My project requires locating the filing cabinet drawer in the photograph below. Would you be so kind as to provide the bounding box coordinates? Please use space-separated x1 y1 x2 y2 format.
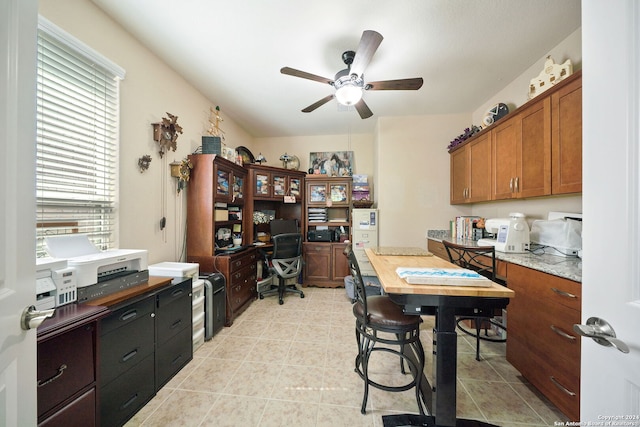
39 388 96 427
156 280 192 345
38 324 95 417
100 311 155 386
100 296 155 335
100 353 155 427
156 326 192 388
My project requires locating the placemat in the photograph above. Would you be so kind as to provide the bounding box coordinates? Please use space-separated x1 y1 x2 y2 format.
372 247 433 256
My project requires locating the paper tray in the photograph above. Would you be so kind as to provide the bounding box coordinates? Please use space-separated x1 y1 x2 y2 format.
395 267 493 287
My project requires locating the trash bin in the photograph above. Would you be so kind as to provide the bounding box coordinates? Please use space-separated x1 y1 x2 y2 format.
201 273 225 339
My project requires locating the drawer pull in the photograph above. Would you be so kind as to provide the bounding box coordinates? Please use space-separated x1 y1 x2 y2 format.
122 349 138 363
170 319 183 329
120 309 138 322
550 325 576 341
550 376 576 396
38 364 67 387
121 393 139 410
171 288 185 298
550 287 577 299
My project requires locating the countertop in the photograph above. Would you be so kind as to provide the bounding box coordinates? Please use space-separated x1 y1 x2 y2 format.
427 230 582 283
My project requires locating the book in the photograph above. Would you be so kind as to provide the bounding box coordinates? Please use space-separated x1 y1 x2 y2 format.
395 267 493 287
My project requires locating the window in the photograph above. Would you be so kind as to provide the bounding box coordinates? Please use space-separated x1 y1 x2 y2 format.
36 17 125 257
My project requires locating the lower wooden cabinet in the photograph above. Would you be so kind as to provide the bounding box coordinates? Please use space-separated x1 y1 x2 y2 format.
303 242 349 287
506 263 581 420
37 304 109 427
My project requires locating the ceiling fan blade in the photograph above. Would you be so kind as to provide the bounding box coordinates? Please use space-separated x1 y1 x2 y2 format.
354 99 373 119
350 30 384 78
366 78 424 91
281 67 334 85
302 94 334 113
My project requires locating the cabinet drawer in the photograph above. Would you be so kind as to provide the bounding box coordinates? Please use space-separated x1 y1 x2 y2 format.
229 262 257 285
38 324 95 417
304 243 331 255
229 251 257 272
156 283 193 346
100 297 155 336
100 353 155 427
508 337 579 420
100 312 155 386
507 263 581 310
39 387 96 427
156 327 192 388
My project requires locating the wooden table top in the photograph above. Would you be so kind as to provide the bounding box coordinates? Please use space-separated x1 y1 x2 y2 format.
365 248 515 298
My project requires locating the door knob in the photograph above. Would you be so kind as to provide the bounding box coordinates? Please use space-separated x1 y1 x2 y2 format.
20 305 55 331
573 317 630 354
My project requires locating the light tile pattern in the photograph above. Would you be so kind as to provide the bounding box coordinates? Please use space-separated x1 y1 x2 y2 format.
125 287 569 427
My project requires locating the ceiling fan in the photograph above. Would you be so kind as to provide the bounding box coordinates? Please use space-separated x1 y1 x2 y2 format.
280 30 423 119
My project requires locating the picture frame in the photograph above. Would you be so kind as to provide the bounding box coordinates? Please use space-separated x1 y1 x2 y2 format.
309 151 353 177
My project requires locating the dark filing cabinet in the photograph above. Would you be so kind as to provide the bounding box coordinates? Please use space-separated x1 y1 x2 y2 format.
98 277 193 427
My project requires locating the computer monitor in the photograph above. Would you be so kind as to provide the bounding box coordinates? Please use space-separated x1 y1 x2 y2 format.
270 218 298 236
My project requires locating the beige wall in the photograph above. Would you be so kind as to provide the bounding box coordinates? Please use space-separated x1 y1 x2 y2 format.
39 0 253 264
39 0 583 261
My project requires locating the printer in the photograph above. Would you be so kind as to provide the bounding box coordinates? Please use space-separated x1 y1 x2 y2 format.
36 258 77 310
477 212 530 253
45 235 149 303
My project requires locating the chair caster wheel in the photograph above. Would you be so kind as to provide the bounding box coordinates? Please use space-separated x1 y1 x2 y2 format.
279 299 284 305
300 293 305 298
259 294 264 299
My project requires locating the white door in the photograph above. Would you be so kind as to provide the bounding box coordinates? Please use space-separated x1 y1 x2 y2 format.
581 0 640 422
0 0 39 425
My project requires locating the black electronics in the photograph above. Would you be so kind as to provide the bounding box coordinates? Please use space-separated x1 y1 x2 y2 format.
308 229 334 242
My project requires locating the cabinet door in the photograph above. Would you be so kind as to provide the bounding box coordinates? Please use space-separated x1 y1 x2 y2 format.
272 173 287 197
492 119 518 200
232 173 244 202
331 243 349 281
468 133 492 202
253 171 271 198
519 97 551 198
450 147 468 204
307 183 328 205
215 164 232 202
289 177 302 199
552 77 582 194
303 243 331 281
329 182 350 206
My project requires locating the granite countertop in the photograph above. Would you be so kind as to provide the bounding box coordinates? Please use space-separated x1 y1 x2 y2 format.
427 229 582 283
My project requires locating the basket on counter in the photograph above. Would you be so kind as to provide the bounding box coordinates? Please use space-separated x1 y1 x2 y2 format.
257 232 271 243
353 200 374 208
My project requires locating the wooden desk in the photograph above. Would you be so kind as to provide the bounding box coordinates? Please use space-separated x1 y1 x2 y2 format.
365 248 515 427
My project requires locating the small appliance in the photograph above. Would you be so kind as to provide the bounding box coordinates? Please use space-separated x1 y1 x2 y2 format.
477 212 530 253
529 211 582 257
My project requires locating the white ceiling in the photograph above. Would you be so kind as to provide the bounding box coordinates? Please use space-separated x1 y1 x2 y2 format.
91 0 581 138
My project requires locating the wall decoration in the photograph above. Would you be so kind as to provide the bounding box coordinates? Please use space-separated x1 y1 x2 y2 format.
152 112 183 158
528 56 573 99
170 158 193 194
309 151 353 176
138 154 152 172
207 105 225 140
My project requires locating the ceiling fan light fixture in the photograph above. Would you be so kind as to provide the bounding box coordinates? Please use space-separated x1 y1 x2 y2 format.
334 74 364 106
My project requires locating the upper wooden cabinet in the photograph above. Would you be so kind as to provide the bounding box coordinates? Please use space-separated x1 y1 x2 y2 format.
551 76 582 194
449 71 581 204
248 164 303 201
450 132 492 204
492 97 551 200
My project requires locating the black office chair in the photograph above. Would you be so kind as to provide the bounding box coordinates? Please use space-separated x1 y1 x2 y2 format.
345 244 426 416
442 240 508 361
258 233 304 305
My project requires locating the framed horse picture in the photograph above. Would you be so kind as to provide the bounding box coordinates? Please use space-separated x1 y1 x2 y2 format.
309 151 353 177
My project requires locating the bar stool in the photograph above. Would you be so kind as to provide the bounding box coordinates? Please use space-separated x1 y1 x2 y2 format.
442 240 508 361
345 244 426 416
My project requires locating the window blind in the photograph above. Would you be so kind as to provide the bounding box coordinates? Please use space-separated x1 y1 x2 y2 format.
36 18 124 257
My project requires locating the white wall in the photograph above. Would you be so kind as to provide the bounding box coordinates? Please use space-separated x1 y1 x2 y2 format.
39 0 253 264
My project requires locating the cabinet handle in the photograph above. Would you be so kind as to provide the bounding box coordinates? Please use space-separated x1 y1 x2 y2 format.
170 319 183 329
121 393 139 410
550 287 578 299
171 289 185 298
122 349 138 363
509 178 514 192
515 177 519 192
120 309 138 322
550 325 577 341
550 376 576 396
37 364 67 387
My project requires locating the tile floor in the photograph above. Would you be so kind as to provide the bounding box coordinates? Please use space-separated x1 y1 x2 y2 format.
126 287 568 427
